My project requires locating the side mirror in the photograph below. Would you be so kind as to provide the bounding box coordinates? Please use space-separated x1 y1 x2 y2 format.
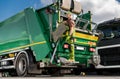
97 30 104 41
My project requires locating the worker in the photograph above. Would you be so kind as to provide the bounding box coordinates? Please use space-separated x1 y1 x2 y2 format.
63 12 75 62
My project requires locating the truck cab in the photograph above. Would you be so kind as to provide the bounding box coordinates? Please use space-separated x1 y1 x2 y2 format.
94 18 120 74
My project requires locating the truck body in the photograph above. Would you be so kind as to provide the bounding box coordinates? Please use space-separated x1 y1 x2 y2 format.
0 0 99 76
94 18 120 73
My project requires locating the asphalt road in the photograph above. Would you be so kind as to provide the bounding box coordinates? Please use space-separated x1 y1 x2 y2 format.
1 71 120 79
0 76 120 79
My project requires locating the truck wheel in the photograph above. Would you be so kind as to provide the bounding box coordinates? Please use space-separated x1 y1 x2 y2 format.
16 53 28 76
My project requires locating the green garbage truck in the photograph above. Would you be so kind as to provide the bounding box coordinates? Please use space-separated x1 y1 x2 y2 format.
0 0 99 76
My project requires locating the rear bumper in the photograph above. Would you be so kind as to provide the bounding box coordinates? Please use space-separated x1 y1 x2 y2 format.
0 66 15 70
95 64 120 69
0 57 15 70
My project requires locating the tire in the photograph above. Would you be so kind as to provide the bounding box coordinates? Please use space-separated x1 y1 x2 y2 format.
15 53 28 76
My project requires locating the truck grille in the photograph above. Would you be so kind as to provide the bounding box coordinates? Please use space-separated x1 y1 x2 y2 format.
98 46 120 66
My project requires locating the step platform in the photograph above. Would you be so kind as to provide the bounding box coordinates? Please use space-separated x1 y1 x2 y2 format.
59 57 79 66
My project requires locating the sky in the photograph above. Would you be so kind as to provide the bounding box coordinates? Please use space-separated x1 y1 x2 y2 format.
0 0 120 23
77 0 120 23
0 0 53 22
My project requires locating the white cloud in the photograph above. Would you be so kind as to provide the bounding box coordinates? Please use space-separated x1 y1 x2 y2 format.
39 0 120 23
76 0 120 23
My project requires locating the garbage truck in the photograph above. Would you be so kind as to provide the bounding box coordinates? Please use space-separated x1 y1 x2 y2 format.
0 0 99 76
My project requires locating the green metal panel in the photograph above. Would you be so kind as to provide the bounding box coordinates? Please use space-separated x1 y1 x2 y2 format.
78 11 91 30
0 12 29 54
24 8 50 61
0 7 51 61
36 5 58 41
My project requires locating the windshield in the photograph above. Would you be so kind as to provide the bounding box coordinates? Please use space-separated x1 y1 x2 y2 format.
101 26 120 39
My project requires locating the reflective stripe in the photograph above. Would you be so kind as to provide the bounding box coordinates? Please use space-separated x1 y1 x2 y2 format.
75 41 89 45
75 32 98 41
75 41 96 46
0 41 46 53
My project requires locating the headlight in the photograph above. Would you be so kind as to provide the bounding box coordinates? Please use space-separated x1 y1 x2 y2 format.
1 61 7 66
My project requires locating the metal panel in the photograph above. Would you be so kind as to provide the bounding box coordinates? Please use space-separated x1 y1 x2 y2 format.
0 12 29 54
53 23 67 42
24 8 50 61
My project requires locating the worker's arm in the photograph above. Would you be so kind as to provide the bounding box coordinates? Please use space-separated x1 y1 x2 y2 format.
69 20 75 36
70 26 74 36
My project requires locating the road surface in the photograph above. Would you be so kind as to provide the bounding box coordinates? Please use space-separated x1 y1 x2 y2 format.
0 76 120 79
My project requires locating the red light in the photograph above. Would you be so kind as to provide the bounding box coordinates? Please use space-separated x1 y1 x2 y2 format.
89 48 95 52
64 44 69 49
